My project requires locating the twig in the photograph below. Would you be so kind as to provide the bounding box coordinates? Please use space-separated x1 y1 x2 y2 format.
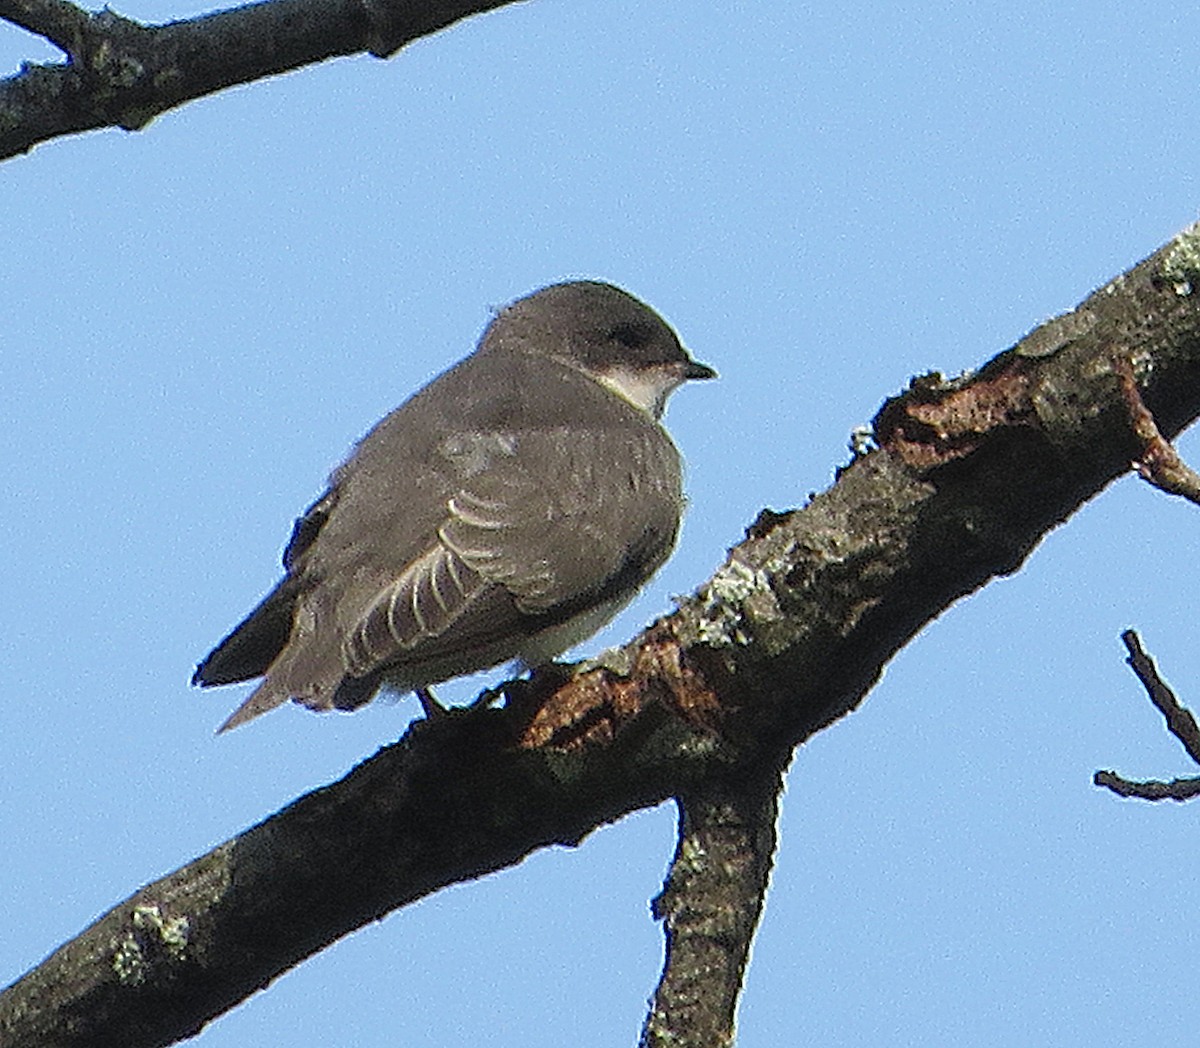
1121 629 1200 763
1094 630 1200 802
1093 769 1200 801
1115 355 1200 505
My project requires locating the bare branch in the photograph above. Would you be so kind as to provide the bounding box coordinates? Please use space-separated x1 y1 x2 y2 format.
1121 629 1200 764
1094 630 1200 802
641 767 782 1048
0 0 525 160
8 222 1200 1043
1115 355 1200 505
1093 769 1200 802
0 701 711 1048
0 0 92 55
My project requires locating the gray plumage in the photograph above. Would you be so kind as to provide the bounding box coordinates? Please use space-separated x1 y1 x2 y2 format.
193 281 714 731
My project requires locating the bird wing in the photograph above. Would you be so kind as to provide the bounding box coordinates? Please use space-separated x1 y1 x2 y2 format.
283 488 338 571
336 425 683 684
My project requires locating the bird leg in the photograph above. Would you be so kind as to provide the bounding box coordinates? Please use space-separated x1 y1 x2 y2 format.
415 687 447 719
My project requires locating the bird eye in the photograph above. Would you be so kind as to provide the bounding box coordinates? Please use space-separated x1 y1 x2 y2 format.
607 323 649 349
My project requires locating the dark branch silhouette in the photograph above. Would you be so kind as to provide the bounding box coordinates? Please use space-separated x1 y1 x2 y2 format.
1095 630 1200 801
0 0 523 159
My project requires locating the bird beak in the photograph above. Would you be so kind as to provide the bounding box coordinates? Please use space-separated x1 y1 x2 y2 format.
683 360 718 381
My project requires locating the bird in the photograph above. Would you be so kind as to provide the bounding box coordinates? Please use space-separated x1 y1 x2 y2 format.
192 280 715 731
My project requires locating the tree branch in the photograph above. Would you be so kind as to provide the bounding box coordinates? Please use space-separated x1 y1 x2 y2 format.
1094 630 1200 801
1122 629 1200 764
641 766 782 1048
1115 356 1200 505
1093 770 1200 801
7 221 1200 1044
0 0 524 160
1 0 92 54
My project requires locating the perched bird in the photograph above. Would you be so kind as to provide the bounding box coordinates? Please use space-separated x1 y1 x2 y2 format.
193 281 715 731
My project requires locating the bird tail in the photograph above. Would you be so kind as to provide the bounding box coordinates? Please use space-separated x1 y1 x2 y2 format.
193 578 301 687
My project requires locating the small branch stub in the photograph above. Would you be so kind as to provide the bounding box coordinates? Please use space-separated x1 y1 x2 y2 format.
1115 355 1200 506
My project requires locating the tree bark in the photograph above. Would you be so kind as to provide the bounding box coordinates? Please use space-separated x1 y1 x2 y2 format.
641 769 782 1048
0 0 524 159
5 223 1200 1045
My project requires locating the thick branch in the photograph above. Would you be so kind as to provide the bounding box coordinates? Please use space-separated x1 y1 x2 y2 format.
0 705 709 1048
8 223 1200 1044
641 766 782 1048
0 0 523 159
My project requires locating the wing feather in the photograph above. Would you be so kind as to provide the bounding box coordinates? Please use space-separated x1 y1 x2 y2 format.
335 427 681 685
343 544 488 676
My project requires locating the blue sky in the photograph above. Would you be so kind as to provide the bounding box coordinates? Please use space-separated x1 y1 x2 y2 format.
4 2 1200 1045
